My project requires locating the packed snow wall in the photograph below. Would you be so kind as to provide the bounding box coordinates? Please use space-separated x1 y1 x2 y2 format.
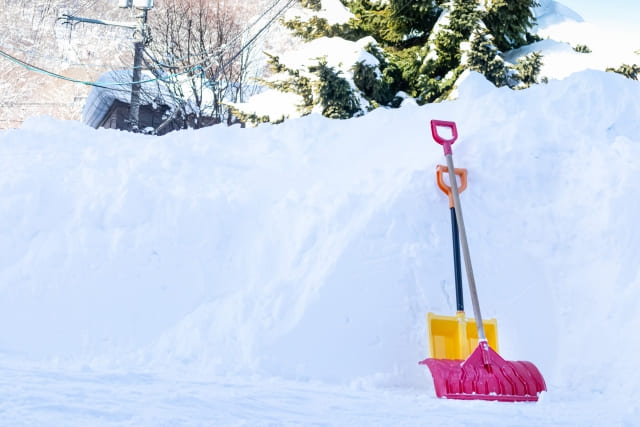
0 71 639 406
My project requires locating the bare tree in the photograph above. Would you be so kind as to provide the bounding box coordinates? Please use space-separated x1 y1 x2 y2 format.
0 0 269 129
144 0 262 130
0 0 135 127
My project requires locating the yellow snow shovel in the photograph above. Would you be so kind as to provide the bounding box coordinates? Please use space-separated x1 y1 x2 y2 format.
427 164 498 359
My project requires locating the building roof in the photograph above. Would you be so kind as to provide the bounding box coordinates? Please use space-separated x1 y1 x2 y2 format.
82 70 174 128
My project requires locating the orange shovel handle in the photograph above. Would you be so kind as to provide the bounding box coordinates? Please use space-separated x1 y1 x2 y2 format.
436 165 467 208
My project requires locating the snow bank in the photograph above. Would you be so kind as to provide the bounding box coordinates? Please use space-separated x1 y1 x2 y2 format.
529 0 639 79
534 0 584 28
2 69 640 421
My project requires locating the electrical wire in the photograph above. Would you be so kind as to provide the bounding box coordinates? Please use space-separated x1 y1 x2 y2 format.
0 0 295 90
4 41 127 69
0 46 200 88
0 0 295 128
147 0 289 66
141 0 296 90
201 0 297 78
0 48 129 91
145 0 297 134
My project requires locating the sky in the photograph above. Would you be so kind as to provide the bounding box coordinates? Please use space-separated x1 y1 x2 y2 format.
559 0 640 38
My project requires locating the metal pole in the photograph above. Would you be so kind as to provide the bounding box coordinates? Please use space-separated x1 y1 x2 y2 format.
128 9 148 132
128 40 143 131
445 153 487 343
57 7 152 133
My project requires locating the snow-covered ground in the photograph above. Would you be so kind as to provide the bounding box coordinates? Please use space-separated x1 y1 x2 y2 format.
1 1 640 425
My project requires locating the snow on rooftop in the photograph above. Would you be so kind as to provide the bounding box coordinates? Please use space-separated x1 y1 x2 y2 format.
82 70 173 128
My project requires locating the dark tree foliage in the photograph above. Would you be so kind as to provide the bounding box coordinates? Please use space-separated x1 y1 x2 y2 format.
468 28 507 87
271 0 543 120
606 64 640 80
573 44 592 53
352 43 405 106
431 0 481 78
300 0 322 11
283 16 355 42
514 51 543 87
309 59 361 118
345 0 443 47
483 0 540 51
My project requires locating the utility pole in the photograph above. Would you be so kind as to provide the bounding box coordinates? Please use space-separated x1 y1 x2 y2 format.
128 7 151 132
58 0 154 132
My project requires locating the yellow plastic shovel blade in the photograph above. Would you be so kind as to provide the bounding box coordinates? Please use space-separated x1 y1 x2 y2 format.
427 312 499 359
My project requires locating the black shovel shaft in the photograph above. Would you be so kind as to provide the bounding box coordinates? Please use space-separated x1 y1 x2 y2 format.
450 207 464 312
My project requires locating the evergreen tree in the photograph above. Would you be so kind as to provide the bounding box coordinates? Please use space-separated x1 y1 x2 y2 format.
467 27 507 86
573 44 592 54
310 59 362 119
240 0 544 124
513 51 543 88
300 0 322 11
230 53 363 123
414 0 484 101
484 0 540 51
352 42 405 107
345 0 442 47
606 64 640 80
283 15 353 42
431 0 482 78
261 54 314 112
228 53 314 125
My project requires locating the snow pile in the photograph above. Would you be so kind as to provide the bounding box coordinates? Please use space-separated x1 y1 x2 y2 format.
534 0 584 28
2 68 640 423
509 0 640 80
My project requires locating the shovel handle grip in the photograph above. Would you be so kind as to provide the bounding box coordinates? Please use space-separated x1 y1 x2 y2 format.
436 165 467 208
431 120 458 155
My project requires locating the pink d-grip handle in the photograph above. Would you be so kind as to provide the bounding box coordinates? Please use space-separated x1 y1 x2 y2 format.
430 120 458 155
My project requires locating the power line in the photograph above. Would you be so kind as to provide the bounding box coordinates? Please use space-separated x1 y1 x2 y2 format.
142 0 296 89
0 46 197 89
0 0 296 107
147 0 289 66
202 0 297 78
0 48 128 91
3 41 127 69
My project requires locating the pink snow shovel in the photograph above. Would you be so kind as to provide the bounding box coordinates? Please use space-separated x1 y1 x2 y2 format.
419 120 547 402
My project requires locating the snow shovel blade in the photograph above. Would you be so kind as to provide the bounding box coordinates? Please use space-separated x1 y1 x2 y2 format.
428 312 499 360
420 342 546 402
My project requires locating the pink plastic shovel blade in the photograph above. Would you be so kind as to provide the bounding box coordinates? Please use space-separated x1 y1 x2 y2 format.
419 342 546 402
